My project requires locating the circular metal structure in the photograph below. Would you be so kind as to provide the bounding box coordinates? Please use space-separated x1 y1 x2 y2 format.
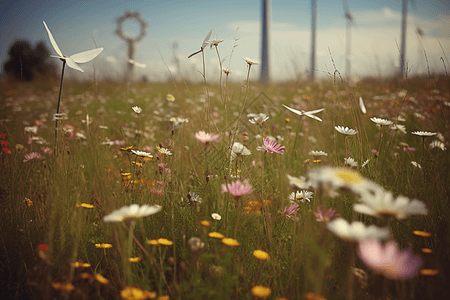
115 11 147 79
115 11 146 42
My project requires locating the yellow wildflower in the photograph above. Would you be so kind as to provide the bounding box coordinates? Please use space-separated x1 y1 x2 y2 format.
208 232 224 239
95 243 113 249
413 230 431 237
23 198 33 206
253 250 270 261
420 269 439 276
129 256 142 263
95 274 109 284
121 145 136 152
72 261 91 268
121 286 146 300
222 238 240 247
200 220 210 227
157 238 173 246
148 239 159 245
52 282 75 291
76 203 94 209
251 285 271 298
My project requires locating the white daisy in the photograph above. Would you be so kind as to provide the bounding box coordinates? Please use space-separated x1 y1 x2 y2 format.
327 218 391 241
247 113 269 125
243 57 259 65
413 112 426 120
24 126 38 135
223 67 232 74
166 94 175 102
287 174 308 190
131 150 153 159
103 204 162 223
231 142 251 159
410 161 422 169
335 126 358 136
157 147 172 156
306 166 381 198
344 157 358 167
132 106 142 114
411 131 436 137
393 115 406 122
354 189 427 219
429 140 446 151
308 150 328 157
212 213 222 220
390 124 407 134
370 117 393 126
289 190 313 203
209 39 224 49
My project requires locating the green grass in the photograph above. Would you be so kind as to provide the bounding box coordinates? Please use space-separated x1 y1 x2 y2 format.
0 71 449 300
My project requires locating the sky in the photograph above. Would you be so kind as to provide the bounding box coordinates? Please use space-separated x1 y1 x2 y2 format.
1 0 449 82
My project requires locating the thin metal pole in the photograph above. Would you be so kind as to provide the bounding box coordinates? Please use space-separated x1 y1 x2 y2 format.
400 0 407 77
260 0 270 84
310 0 317 81
345 18 351 79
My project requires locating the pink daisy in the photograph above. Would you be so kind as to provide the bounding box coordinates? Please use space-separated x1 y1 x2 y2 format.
257 137 285 155
358 239 421 280
314 205 340 223
221 180 255 198
283 203 300 220
23 152 45 163
194 131 221 145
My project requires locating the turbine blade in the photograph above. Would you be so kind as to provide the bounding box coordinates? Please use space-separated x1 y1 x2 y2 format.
65 57 84 72
303 112 323 122
306 108 325 114
282 104 303 116
43 21 64 57
201 29 213 50
70 47 103 63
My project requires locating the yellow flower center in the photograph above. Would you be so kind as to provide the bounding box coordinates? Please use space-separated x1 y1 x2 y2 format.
335 169 362 185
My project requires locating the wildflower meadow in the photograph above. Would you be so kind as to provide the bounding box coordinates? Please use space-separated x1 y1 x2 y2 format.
1 26 450 300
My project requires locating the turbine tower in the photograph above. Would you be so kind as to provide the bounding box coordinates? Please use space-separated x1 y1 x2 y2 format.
400 0 407 78
310 0 317 81
260 0 270 84
343 1 354 80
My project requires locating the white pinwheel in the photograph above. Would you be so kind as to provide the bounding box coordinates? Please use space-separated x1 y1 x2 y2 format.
43 21 103 72
188 29 213 58
282 104 325 122
128 59 147 68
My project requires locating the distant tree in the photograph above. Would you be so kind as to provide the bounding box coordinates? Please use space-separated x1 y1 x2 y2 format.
3 40 53 81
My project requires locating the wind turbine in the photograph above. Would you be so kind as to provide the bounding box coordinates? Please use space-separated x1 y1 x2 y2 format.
343 1 354 80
